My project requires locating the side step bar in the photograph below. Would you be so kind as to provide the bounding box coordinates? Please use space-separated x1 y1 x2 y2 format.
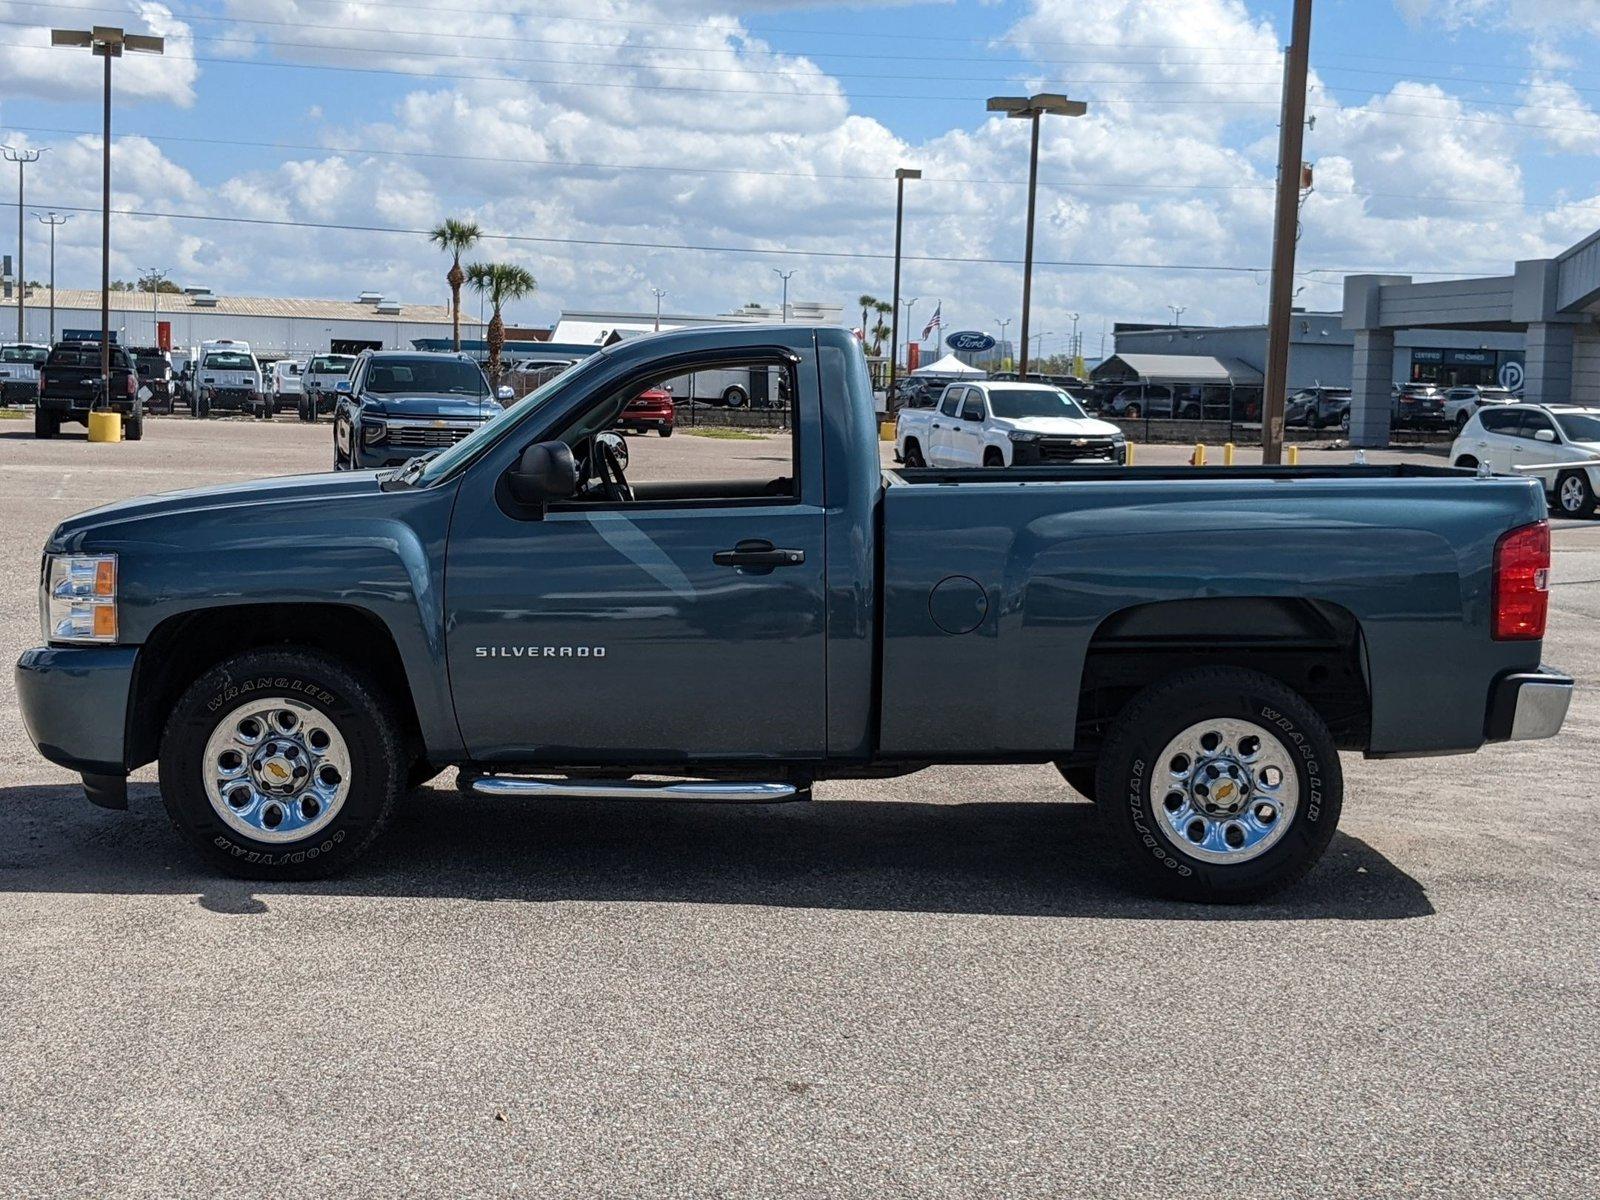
469 776 805 803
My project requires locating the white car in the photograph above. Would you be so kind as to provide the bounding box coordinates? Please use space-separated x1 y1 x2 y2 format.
267 359 304 415
1442 384 1517 432
896 381 1125 468
1451 404 1600 518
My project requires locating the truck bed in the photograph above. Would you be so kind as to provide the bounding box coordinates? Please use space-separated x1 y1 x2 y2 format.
875 462 1548 759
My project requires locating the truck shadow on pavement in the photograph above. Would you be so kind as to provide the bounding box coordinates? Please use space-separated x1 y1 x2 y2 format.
0 782 1434 921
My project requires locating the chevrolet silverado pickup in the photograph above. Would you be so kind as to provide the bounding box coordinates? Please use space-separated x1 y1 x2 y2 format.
16 325 1571 902
896 380 1125 468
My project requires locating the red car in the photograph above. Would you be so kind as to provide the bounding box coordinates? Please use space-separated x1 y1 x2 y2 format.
619 386 675 436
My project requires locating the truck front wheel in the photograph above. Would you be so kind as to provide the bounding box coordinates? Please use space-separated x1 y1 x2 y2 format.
158 648 405 879
1093 667 1342 903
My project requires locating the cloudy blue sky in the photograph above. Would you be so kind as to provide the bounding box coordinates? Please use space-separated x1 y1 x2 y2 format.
1 0 1597 357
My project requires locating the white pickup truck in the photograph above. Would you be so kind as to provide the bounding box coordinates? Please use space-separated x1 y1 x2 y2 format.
194 339 266 417
896 380 1126 468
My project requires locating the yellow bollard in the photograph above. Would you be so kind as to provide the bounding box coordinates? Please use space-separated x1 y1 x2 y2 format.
87 411 122 443
1125 442 1136 466
879 420 895 442
1223 442 1236 466
1191 443 1207 467
1287 445 1300 466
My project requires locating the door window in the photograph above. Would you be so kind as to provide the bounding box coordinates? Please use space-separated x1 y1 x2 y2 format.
1478 408 1520 435
940 388 964 417
960 391 985 422
1516 411 1556 441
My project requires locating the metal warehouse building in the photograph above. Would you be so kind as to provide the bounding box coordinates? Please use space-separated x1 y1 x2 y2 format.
0 287 473 358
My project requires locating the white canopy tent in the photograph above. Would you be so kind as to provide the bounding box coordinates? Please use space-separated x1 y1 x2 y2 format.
910 353 986 378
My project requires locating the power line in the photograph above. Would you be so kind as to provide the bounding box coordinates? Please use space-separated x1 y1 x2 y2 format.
10 123 1598 216
16 198 1496 277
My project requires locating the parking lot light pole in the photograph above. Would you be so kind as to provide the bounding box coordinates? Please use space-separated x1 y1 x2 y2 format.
996 316 1012 368
772 269 795 323
35 213 68 343
899 297 919 371
650 287 666 332
141 266 166 344
986 93 1086 379
888 167 921 393
2 147 45 342
51 25 165 399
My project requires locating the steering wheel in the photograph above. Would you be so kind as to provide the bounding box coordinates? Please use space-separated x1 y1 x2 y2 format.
593 434 634 502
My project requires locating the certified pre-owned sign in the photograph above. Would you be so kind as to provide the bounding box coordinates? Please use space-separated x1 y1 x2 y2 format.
945 330 996 353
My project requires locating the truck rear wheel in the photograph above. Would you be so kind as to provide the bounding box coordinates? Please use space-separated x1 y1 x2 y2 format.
34 408 59 438
158 648 405 879
1093 667 1342 903
903 438 925 468
125 412 144 441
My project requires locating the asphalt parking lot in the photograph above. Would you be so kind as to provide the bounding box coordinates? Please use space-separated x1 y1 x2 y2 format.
1 413 1596 1198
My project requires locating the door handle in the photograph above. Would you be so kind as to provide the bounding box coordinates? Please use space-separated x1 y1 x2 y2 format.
931 422 943 429
713 538 805 569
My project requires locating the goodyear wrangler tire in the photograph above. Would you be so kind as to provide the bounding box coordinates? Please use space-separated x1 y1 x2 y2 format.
1093 667 1342 903
158 648 405 879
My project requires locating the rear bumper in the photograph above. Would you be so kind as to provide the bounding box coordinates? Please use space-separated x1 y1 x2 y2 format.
1485 665 1573 742
15 645 138 776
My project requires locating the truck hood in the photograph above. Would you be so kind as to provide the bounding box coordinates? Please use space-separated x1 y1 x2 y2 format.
362 394 501 420
47 470 383 551
993 415 1122 437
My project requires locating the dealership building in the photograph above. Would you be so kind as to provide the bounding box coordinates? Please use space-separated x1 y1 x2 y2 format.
1113 312 1527 394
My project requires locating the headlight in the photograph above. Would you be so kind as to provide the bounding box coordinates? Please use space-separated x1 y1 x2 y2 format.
42 554 118 643
1007 430 1041 443
361 418 388 445
1111 432 1126 444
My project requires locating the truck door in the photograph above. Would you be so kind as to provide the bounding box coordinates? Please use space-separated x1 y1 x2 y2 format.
929 387 963 466
444 343 829 765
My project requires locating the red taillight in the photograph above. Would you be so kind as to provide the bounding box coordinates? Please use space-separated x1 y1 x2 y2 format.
126 372 136 397
1493 520 1550 640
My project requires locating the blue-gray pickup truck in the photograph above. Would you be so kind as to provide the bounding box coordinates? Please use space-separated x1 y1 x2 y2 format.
16 325 1572 902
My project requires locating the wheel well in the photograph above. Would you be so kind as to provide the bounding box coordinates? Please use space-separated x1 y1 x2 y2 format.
1454 454 1478 468
126 603 423 769
1073 597 1370 757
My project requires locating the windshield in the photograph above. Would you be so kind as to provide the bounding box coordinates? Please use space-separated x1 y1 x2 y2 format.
203 352 254 370
309 355 354 374
1554 411 1600 443
987 388 1088 420
2 346 46 364
47 345 130 368
415 359 590 486
365 358 488 396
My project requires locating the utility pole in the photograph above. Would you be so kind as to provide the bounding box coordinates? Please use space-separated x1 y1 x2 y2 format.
1261 0 1314 466
772 268 795 322
888 167 920 392
650 287 666 332
1168 304 1186 326
141 266 166 344
35 212 68 343
2 147 45 341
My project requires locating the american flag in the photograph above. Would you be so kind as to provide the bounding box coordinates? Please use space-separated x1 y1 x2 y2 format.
920 302 941 341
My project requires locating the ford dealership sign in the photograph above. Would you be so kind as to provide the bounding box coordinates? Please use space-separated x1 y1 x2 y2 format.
945 330 996 353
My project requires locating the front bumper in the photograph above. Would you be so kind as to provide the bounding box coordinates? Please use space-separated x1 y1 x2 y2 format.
1485 665 1573 742
1 379 36 403
204 388 260 411
16 644 138 777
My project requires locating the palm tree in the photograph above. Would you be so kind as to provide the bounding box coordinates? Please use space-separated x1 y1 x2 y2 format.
870 317 891 356
429 217 481 352
858 294 879 342
466 262 538 384
871 300 894 355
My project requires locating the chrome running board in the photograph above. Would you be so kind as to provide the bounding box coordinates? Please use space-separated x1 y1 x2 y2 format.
469 776 803 803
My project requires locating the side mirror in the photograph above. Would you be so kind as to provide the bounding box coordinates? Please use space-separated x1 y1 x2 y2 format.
1534 428 1556 443
335 380 352 393
662 383 674 394
507 440 578 506
497 385 514 401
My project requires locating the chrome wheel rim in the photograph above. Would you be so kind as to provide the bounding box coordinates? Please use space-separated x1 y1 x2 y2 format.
1150 718 1299 864
202 695 351 843
1560 477 1585 511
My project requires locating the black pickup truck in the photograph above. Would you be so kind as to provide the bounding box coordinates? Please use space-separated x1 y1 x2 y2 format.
35 341 144 440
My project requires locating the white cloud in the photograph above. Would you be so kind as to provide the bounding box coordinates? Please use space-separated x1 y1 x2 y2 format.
0 2 199 107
